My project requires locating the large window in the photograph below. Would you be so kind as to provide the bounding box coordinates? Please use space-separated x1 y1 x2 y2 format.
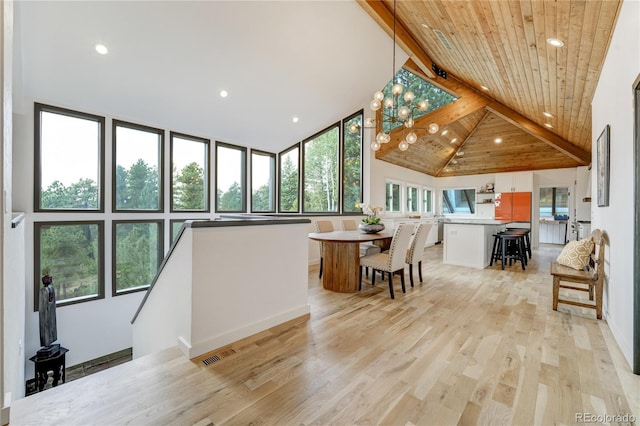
302 124 339 213
113 220 163 295
251 150 276 213
171 132 209 212
113 120 164 212
422 188 434 214
407 185 419 213
539 187 569 217
34 103 105 212
386 181 402 213
342 111 363 213
442 189 476 214
278 144 299 213
216 142 247 212
34 221 104 309
380 68 458 133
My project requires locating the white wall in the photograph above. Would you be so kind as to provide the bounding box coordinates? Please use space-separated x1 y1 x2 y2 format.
591 0 639 368
133 222 310 360
368 154 437 215
132 229 193 359
3 221 25 401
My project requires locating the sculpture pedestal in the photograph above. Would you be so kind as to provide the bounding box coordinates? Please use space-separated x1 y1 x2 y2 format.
29 346 68 392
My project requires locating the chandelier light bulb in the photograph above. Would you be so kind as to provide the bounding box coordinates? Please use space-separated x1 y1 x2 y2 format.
398 140 409 151
364 117 375 127
383 133 391 144
403 91 415 103
348 123 360 134
374 91 385 101
371 141 381 151
384 98 394 109
428 123 440 134
391 83 403 96
398 105 410 118
406 132 417 144
404 118 414 128
417 99 429 111
370 99 381 111
376 132 386 143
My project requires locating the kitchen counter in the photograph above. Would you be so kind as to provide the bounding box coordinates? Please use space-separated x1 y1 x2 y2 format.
444 219 511 225
443 221 507 269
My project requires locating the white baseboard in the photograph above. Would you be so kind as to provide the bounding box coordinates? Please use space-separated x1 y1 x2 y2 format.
177 336 192 358
2 392 11 426
188 304 311 359
605 310 634 369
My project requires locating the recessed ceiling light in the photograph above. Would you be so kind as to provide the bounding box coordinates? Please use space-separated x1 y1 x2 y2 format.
441 129 449 136
480 85 490 91
219 90 228 98
494 138 502 144
94 43 108 55
547 38 565 47
456 151 464 156
292 117 299 123
450 138 458 144
451 159 458 164
544 123 554 128
543 111 554 118
444 167 452 172
421 23 430 29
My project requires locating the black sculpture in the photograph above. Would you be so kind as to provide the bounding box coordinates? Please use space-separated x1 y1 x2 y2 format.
37 272 60 359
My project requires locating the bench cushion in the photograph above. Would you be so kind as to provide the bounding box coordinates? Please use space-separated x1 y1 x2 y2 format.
556 238 594 270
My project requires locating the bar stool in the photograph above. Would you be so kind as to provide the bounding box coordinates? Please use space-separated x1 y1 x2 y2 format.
507 228 531 259
489 232 505 266
500 232 526 270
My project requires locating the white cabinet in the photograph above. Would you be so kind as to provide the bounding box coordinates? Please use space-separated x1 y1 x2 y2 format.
422 219 440 246
495 171 533 193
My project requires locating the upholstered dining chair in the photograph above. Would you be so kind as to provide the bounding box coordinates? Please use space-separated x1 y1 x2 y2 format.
314 220 334 278
342 219 381 277
406 223 432 287
341 219 357 231
359 223 414 299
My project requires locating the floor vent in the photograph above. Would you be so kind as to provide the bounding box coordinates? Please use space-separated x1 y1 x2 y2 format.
433 29 454 51
201 348 237 366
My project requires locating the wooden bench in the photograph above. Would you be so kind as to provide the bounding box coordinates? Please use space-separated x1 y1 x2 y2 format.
550 229 604 319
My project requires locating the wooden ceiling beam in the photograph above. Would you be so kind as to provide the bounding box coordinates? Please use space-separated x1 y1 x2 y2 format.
486 103 590 165
357 0 436 78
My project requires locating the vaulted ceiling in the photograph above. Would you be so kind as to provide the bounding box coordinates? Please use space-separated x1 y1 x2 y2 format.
15 1 622 178
357 0 622 176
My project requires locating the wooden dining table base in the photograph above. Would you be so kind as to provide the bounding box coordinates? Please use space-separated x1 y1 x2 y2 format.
322 241 362 292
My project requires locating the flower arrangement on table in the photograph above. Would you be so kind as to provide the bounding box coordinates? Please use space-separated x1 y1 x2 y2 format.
355 203 384 224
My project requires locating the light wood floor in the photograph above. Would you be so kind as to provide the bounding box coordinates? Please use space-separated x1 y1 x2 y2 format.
13 244 639 425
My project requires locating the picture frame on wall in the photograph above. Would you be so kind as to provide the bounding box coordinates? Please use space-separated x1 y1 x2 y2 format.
597 124 610 207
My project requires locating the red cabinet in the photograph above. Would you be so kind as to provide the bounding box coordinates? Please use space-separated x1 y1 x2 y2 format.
495 192 531 222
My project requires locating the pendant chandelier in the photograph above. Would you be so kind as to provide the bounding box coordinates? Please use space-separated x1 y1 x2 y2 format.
364 0 439 152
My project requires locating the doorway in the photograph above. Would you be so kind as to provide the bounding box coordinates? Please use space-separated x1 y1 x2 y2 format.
538 186 570 245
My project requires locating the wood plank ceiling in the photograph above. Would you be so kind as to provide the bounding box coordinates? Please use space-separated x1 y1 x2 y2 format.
357 0 622 177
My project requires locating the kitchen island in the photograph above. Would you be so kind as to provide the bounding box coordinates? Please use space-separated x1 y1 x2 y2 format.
443 219 510 269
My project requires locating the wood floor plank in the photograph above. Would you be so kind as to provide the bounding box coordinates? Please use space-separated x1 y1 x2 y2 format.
11 244 639 426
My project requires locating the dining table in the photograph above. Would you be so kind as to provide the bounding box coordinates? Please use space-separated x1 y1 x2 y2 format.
308 230 393 293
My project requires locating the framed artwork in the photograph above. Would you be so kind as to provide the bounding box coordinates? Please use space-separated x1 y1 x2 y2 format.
597 124 610 207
